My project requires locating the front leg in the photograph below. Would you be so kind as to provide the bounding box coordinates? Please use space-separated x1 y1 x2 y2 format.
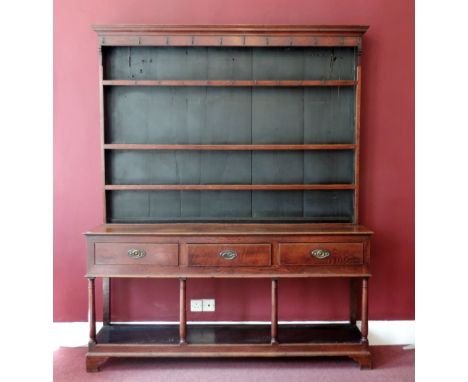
86 355 109 372
350 354 372 369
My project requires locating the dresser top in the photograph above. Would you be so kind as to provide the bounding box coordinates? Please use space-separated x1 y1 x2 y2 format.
92 25 368 47
92 24 369 35
85 223 373 236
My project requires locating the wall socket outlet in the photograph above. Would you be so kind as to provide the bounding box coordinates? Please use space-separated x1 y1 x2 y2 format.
202 299 215 312
190 299 203 312
190 299 215 312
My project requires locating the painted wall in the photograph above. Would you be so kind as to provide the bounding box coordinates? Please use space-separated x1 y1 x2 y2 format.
54 0 414 322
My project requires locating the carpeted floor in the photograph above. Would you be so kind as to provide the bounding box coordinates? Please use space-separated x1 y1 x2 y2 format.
54 346 414 381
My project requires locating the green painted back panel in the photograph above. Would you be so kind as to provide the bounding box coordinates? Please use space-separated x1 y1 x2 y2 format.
103 47 356 81
105 87 355 144
103 46 358 223
107 190 354 223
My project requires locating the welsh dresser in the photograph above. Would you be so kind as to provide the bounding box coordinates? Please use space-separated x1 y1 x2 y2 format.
85 24 373 372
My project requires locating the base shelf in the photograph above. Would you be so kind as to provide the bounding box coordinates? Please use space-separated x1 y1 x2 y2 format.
88 323 371 371
96 323 362 345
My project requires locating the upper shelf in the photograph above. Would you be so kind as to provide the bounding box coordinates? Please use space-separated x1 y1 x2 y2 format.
105 184 356 191
93 25 368 47
103 144 356 151
102 80 356 87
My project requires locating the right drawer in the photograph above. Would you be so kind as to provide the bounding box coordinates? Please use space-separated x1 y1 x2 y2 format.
279 242 364 266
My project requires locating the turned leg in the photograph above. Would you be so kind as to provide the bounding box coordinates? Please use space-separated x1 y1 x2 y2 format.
86 355 109 372
179 278 187 344
87 277 96 344
103 277 111 325
271 278 278 344
361 277 369 344
352 277 372 370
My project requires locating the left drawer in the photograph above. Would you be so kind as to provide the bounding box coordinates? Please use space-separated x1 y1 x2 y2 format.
94 243 178 266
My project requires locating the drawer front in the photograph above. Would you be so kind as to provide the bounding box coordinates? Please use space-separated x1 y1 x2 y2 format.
188 244 271 267
279 242 363 266
95 243 178 266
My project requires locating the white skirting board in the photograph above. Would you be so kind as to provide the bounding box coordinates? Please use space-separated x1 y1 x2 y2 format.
52 320 415 350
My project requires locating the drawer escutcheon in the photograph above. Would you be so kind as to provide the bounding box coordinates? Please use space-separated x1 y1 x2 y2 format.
219 250 238 260
310 249 331 259
127 249 147 259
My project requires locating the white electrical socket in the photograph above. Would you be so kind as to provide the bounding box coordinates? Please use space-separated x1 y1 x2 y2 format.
202 299 215 312
190 299 203 312
190 298 215 312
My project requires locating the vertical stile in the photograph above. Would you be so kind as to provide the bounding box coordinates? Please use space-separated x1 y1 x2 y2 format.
354 45 363 223
99 44 107 222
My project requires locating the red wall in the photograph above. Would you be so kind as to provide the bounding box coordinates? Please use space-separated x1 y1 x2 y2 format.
54 0 414 322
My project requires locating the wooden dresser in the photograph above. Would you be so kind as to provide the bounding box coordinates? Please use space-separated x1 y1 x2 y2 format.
85 24 373 371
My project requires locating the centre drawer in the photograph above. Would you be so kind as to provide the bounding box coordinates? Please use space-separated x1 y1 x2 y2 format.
95 243 179 266
279 242 364 266
188 244 271 267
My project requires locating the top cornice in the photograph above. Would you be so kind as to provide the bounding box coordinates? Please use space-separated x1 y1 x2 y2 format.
92 24 369 35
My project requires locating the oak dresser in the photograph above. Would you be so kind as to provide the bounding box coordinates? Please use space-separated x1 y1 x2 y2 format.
85 24 373 371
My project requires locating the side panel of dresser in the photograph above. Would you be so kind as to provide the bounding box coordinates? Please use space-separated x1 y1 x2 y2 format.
86 234 371 277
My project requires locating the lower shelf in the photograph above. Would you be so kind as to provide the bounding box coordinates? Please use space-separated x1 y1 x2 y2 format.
96 323 362 345
88 323 371 371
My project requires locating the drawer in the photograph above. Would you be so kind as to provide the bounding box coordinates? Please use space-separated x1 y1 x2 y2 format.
279 242 363 266
95 243 178 266
188 244 271 267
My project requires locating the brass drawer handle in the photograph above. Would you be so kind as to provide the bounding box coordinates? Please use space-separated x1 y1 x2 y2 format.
311 249 331 259
128 249 147 259
219 250 238 260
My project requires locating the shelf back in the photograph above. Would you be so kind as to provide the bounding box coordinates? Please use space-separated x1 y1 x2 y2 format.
97 31 363 224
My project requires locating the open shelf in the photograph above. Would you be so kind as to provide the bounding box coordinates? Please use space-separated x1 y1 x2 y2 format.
96 323 362 345
105 184 356 191
105 217 355 224
102 80 357 87
103 144 356 151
